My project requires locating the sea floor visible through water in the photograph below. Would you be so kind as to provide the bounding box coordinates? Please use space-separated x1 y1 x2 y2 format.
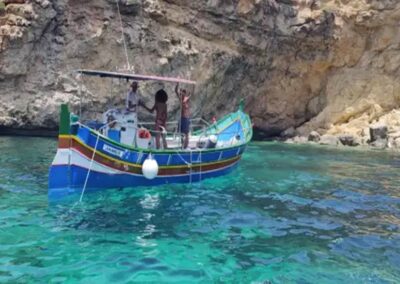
0 136 399 283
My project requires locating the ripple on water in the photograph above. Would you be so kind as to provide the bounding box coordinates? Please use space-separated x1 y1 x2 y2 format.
0 138 400 282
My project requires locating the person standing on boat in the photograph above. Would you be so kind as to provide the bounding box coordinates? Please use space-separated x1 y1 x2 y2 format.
144 89 168 149
175 84 191 149
126 81 143 112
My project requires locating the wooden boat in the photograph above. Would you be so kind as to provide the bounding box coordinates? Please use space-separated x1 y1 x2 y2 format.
48 70 253 199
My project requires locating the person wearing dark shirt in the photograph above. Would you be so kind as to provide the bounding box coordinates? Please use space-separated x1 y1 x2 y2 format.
144 89 168 149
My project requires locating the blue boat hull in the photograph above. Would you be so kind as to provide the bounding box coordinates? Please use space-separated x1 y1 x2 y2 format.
49 162 239 199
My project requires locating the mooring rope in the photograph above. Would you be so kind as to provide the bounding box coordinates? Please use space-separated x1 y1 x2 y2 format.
79 132 101 203
189 150 193 184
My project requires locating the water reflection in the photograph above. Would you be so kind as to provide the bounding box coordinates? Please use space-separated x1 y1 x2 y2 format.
139 194 160 210
136 194 160 250
1 138 400 282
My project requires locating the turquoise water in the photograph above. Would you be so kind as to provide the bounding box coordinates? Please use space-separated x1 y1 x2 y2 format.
0 136 400 283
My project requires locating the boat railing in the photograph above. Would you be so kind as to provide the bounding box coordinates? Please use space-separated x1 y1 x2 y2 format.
138 118 209 132
76 112 249 150
79 116 210 139
77 119 249 151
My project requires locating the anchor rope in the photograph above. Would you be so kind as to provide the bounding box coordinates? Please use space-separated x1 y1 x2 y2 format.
79 132 101 202
189 150 193 184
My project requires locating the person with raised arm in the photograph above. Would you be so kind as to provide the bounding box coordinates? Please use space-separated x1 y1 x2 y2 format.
175 83 191 149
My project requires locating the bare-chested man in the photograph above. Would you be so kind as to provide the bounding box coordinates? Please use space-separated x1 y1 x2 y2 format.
175 84 191 149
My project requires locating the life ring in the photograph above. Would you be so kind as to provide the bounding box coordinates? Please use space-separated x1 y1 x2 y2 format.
138 128 151 139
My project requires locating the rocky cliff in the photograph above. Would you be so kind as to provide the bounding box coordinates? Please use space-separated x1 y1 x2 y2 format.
0 0 399 145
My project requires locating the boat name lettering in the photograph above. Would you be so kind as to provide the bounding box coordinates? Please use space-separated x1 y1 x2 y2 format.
102 144 124 158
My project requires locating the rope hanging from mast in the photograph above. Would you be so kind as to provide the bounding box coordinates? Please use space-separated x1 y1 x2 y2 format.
115 0 131 71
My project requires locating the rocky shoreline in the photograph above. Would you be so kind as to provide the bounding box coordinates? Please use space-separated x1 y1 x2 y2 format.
2 122 400 153
284 121 400 150
281 106 400 150
2 122 399 152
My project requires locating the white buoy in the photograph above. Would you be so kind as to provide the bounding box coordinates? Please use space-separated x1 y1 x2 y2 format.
207 135 218 149
209 135 218 144
142 154 158 180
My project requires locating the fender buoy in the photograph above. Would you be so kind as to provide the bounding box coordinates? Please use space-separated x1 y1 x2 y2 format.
142 154 158 180
138 128 151 139
207 135 218 149
209 135 218 144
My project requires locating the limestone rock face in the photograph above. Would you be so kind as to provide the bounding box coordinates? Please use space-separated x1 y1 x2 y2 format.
370 123 388 142
308 131 320 142
0 0 399 137
319 134 339 146
339 135 360 147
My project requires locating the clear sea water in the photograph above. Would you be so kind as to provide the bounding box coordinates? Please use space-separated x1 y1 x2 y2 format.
0 136 399 283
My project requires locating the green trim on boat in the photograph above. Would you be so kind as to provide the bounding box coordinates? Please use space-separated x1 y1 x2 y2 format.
59 104 70 135
239 99 245 111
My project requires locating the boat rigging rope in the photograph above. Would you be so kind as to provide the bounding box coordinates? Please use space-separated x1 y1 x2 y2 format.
115 0 131 70
79 132 101 203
